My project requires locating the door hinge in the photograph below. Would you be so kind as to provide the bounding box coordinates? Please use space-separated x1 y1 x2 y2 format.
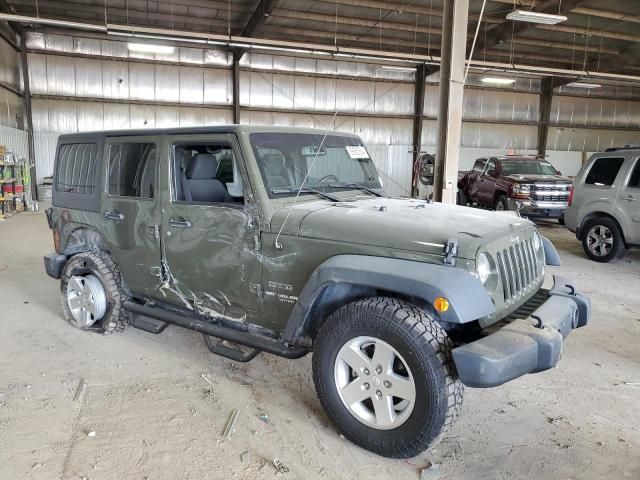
147 224 160 240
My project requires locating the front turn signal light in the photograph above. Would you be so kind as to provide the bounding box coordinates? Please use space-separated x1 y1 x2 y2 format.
434 297 450 313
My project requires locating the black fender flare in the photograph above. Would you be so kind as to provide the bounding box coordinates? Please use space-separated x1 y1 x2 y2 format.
283 255 495 343
542 235 561 266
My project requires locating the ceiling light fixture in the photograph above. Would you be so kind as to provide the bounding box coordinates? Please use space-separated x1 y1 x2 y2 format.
379 65 417 72
127 43 175 54
481 76 516 85
566 81 602 89
506 9 567 25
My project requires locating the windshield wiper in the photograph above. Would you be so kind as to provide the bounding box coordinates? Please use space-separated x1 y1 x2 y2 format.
327 182 384 197
271 186 340 202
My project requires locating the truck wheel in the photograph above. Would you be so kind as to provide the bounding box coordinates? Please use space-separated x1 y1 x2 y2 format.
312 297 463 459
558 215 565 226
60 251 127 334
494 195 508 211
582 217 625 262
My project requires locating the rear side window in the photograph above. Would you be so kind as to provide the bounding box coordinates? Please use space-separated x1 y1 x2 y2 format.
55 143 98 194
628 159 640 188
585 157 624 186
472 159 486 172
108 143 157 198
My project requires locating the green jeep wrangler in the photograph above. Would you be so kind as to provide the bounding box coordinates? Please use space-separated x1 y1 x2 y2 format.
44 126 590 458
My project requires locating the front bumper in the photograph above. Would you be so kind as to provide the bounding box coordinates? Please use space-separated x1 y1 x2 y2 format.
452 275 590 388
507 198 567 217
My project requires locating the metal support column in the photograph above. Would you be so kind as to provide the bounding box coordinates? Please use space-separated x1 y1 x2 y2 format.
434 0 469 204
232 50 241 124
411 63 427 197
537 77 554 158
19 32 37 199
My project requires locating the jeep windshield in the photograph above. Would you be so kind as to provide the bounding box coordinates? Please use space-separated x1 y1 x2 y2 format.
249 132 383 199
500 159 558 176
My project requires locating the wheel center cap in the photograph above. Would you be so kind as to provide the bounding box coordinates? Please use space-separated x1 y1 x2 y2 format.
372 376 382 387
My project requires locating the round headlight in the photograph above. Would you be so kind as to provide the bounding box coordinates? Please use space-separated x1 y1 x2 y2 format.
477 252 492 284
532 231 542 252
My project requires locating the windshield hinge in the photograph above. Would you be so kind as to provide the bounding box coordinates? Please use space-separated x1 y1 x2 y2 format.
443 238 458 266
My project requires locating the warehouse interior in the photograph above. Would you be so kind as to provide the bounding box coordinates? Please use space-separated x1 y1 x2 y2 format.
0 1 639 479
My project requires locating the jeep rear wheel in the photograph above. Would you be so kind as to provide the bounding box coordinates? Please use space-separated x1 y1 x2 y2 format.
60 252 127 334
312 297 463 458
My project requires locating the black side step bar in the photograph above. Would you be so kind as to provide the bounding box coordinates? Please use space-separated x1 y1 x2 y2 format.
124 301 308 360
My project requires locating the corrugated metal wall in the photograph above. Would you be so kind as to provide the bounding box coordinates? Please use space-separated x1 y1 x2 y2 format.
23 32 640 186
0 32 24 131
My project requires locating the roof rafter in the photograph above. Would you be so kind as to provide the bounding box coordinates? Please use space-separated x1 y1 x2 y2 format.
241 0 281 37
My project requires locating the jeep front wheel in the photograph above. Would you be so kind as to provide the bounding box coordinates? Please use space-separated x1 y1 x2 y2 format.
312 297 463 458
60 252 127 334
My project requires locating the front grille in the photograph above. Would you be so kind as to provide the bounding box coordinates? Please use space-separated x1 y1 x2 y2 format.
495 238 541 303
530 183 571 203
532 193 569 202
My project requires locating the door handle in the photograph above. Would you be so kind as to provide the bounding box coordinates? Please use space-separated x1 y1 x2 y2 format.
619 194 636 201
169 218 192 228
104 211 124 221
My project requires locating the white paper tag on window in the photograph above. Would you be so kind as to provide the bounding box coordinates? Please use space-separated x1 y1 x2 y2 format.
345 145 369 159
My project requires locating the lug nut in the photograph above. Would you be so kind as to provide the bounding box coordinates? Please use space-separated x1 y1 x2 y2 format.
375 366 383 374
383 380 391 388
375 390 382 398
363 382 370 390
363 368 370 375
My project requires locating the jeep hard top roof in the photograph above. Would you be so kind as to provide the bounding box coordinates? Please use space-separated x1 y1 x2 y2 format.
56 125 359 142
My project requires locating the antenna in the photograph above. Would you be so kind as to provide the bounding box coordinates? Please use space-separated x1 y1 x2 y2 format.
273 111 339 250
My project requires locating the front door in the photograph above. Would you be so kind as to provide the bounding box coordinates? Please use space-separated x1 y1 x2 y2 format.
477 159 497 206
158 133 262 325
615 157 640 244
101 136 162 297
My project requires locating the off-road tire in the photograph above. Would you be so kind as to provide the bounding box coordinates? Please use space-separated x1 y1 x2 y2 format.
494 194 508 211
312 297 463 459
60 251 127 334
581 217 626 263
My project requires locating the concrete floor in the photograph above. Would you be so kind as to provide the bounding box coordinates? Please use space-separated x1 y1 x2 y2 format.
0 210 639 480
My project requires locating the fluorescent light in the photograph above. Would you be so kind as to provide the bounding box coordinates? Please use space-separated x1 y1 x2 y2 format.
127 43 175 54
506 9 567 25
566 81 602 89
481 76 516 85
380 66 416 72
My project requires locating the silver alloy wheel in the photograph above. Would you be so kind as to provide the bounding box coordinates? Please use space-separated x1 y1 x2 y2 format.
66 274 107 328
334 336 416 430
586 225 614 257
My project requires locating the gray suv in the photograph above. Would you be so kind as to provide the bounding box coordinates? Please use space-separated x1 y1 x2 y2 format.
565 146 640 262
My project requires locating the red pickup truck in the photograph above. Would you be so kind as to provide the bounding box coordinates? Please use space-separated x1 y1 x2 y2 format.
457 156 572 223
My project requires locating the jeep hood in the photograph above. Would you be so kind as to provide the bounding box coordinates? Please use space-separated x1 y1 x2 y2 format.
270 197 534 259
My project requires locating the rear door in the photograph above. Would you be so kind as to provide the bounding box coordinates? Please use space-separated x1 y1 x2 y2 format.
101 136 163 297
614 156 640 244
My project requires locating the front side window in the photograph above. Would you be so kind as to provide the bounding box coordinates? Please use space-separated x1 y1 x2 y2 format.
585 157 625 186
108 143 157 198
172 142 242 204
249 132 382 198
55 143 98 194
627 159 640 188
500 160 557 176
484 160 496 176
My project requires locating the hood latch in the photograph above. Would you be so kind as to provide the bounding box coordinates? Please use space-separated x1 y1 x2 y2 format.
443 238 459 266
